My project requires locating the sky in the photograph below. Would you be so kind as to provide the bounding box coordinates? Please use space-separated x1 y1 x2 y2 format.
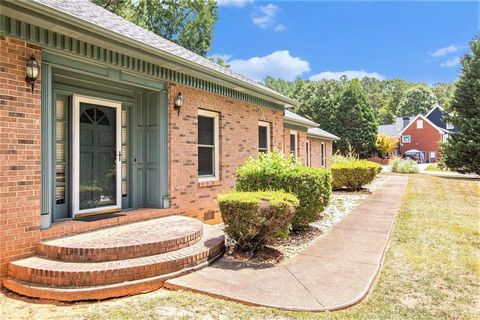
210 0 479 84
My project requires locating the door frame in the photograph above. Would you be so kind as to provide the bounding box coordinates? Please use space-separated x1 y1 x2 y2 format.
72 95 122 217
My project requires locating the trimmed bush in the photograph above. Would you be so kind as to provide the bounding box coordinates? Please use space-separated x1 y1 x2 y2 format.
331 160 382 190
236 150 332 228
391 157 419 174
218 191 299 251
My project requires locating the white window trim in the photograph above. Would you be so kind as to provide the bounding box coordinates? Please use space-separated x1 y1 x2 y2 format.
402 135 411 143
289 130 298 158
258 121 271 153
446 122 454 130
198 109 220 182
320 142 327 167
417 120 423 129
305 140 311 166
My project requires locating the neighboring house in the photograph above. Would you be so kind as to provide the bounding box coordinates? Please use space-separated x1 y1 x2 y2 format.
283 110 339 167
378 116 414 138
398 106 454 163
0 0 339 290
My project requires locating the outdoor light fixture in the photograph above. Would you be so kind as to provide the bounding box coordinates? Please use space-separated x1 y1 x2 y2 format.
173 92 184 116
25 55 39 93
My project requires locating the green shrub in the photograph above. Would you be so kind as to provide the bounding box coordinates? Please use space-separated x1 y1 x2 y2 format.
331 160 382 190
391 157 419 174
236 150 332 228
218 191 299 251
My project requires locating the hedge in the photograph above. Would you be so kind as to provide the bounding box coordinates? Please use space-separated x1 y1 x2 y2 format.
391 157 419 174
331 160 382 190
218 191 299 251
236 151 332 228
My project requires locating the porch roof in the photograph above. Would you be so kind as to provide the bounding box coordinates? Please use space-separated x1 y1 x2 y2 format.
20 0 297 108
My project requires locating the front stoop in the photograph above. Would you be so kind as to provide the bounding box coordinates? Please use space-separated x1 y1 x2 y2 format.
3 216 225 301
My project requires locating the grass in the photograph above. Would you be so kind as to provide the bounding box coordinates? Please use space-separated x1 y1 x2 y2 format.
1 175 479 320
424 164 450 172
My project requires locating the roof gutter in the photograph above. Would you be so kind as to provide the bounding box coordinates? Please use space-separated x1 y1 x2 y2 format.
11 0 297 107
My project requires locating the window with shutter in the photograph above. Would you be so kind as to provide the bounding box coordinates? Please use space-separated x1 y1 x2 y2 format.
198 110 219 181
289 131 297 158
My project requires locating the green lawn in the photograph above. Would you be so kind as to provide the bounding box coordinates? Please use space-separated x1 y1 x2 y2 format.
1 175 479 320
424 164 449 172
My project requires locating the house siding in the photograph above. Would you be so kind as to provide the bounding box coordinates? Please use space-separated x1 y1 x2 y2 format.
400 118 443 162
309 138 334 167
0 37 43 280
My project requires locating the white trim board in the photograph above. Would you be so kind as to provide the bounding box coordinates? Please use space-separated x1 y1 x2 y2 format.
72 95 122 217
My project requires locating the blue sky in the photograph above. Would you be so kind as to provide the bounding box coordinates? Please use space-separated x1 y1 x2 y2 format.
211 1 479 84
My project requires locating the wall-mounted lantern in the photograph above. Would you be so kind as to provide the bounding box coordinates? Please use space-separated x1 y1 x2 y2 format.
25 55 39 93
173 92 184 116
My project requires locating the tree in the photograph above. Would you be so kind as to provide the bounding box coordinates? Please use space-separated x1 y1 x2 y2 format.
291 80 343 132
208 56 230 68
91 0 218 57
398 85 437 116
432 82 457 108
331 80 378 156
441 34 480 175
263 77 294 96
376 134 399 157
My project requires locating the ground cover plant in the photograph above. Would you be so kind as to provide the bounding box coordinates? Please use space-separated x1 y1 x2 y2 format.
391 157 420 174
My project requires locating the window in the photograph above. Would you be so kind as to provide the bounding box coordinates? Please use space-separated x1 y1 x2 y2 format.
446 122 454 130
289 130 297 158
320 142 326 167
258 121 270 153
402 135 411 143
417 120 423 129
305 140 311 166
198 110 219 181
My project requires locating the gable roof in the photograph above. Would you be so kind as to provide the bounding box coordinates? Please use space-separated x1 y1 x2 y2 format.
425 104 457 132
5 0 296 107
378 116 414 137
284 110 318 127
398 114 447 136
307 128 340 140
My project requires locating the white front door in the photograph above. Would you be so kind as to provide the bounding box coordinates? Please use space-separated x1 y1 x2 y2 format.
72 95 122 216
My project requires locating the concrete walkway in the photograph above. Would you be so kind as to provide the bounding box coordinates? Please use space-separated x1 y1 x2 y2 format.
166 176 408 311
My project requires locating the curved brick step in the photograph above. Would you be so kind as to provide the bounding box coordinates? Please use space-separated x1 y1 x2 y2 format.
8 226 225 287
3 250 223 302
38 216 203 262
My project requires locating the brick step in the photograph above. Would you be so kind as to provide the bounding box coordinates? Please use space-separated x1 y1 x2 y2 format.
37 216 204 262
7 226 225 287
3 251 222 301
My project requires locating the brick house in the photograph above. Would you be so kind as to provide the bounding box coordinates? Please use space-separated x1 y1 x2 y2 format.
283 110 338 167
399 111 451 163
0 0 339 299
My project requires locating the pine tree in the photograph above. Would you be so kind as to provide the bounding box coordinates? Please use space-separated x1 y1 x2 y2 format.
332 80 378 157
441 34 480 175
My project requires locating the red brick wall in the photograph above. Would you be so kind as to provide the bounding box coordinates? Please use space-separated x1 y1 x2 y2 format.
400 117 443 161
0 37 42 279
309 138 334 167
168 84 284 224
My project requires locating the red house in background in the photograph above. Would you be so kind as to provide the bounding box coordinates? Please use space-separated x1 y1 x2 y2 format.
398 113 450 163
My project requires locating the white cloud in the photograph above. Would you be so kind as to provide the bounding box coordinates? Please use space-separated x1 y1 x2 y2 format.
429 45 460 57
216 0 253 7
228 50 310 81
252 4 279 28
209 54 232 61
273 24 286 32
441 56 460 68
309 70 385 81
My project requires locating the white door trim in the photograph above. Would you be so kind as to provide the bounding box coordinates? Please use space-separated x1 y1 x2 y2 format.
72 95 122 217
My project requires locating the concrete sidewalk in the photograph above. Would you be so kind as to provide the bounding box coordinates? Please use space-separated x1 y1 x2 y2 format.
166 176 408 311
